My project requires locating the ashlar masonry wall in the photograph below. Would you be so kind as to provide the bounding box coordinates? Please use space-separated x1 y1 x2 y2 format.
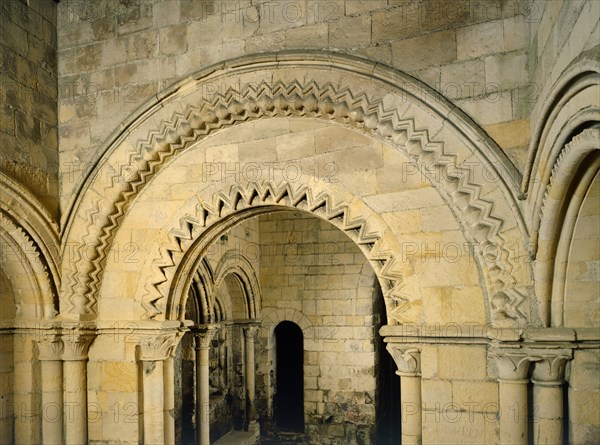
57 0 535 214
1 0 58 216
256 211 379 445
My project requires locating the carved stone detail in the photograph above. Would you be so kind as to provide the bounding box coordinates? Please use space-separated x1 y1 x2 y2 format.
491 349 540 381
62 56 526 325
61 332 95 361
137 331 181 361
242 325 260 340
194 325 219 349
145 181 409 322
36 334 64 361
531 350 573 386
386 345 421 376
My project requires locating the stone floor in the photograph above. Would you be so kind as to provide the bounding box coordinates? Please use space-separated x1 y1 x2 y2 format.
213 430 259 445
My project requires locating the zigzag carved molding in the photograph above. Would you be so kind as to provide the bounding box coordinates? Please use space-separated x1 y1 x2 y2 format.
66 79 526 324
142 181 415 321
0 211 57 319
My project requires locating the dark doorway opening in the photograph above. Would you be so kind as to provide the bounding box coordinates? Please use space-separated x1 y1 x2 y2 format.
374 278 401 444
274 321 304 432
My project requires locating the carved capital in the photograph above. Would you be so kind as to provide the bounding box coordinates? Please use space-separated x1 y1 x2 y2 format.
137 331 181 361
531 350 573 386
194 324 219 349
386 345 421 376
61 332 95 361
242 325 260 340
36 335 63 361
491 349 540 381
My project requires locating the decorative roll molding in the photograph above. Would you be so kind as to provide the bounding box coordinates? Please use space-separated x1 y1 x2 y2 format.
61 54 528 328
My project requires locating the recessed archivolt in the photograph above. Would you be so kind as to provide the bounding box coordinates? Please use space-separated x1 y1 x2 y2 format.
62 52 529 325
141 180 418 324
535 127 600 326
0 173 60 319
0 211 56 319
212 252 261 320
522 48 600 199
184 258 214 324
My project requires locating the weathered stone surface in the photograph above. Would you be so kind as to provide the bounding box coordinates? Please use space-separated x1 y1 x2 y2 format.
1 2 597 445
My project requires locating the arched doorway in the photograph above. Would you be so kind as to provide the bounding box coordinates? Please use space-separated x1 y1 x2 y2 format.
274 321 304 433
65 53 530 445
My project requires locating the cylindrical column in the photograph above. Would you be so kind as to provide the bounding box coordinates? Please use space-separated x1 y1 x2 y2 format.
62 333 94 445
493 350 537 445
195 326 217 445
164 357 175 445
243 325 259 433
400 374 421 444
386 345 421 445
36 336 64 445
137 331 180 445
531 352 571 445
142 360 164 443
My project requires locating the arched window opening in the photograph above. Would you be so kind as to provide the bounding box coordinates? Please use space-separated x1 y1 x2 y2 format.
274 321 304 433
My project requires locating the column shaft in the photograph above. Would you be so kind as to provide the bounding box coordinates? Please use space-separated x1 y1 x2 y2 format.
493 350 538 445
194 326 217 445
196 345 210 445
498 379 529 445
533 384 563 444
137 330 181 445
63 360 88 445
41 360 63 445
531 352 571 445
164 357 175 445
243 325 259 432
386 346 421 445
400 374 422 445
142 360 165 443
37 336 64 445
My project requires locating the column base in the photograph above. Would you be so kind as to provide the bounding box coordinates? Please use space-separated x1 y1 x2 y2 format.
246 420 260 435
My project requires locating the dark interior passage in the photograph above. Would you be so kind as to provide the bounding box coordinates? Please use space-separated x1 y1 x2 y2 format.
374 279 401 444
274 321 304 432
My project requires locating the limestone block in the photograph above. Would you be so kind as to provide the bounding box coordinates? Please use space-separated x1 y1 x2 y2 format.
440 60 486 100
245 30 285 54
153 1 181 28
199 40 246 67
420 0 470 32
457 20 504 59
571 389 600 425
570 350 600 390
1 22 29 56
391 28 457 72
329 14 371 49
75 43 103 73
101 362 138 392
484 118 530 150
346 0 388 16
438 345 487 380
422 379 452 407
276 131 316 161
371 4 420 43
456 92 513 125
305 389 324 403
452 381 498 411
239 137 278 163
485 52 528 89
353 43 393 65
503 17 528 52
159 23 187 56
365 187 442 213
